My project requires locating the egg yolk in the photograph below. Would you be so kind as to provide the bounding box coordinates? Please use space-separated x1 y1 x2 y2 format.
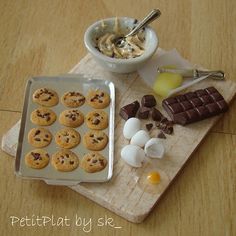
147 171 161 184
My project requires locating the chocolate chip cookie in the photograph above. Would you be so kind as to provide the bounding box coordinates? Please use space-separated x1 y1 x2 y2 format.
25 149 50 169
83 130 108 151
61 91 85 107
51 149 79 172
55 128 80 149
32 88 59 107
28 127 52 148
59 109 84 128
30 107 57 126
86 89 110 109
85 110 108 130
80 152 107 173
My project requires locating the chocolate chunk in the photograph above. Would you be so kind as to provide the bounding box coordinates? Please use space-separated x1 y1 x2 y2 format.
157 131 166 139
162 87 228 125
141 95 157 107
92 139 99 143
119 100 140 120
156 119 174 135
152 108 163 121
34 138 41 141
145 123 153 131
31 152 41 160
137 107 150 119
92 119 100 125
35 130 40 136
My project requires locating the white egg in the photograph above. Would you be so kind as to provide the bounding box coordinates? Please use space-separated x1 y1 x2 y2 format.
144 138 165 159
121 145 145 168
130 130 150 147
123 118 141 139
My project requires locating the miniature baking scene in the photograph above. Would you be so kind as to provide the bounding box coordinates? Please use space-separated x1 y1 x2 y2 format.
1 3 236 234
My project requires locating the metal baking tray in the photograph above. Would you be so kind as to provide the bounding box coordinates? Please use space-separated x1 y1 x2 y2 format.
15 74 115 185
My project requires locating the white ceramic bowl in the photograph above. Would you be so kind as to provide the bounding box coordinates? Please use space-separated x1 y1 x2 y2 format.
84 17 158 73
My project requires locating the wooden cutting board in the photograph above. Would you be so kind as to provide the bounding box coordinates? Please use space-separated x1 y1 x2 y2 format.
2 53 236 223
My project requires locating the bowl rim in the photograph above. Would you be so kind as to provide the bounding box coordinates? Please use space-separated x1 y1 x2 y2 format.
84 17 158 64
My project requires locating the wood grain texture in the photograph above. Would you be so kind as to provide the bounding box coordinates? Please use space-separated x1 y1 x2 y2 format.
0 0 236 235
70 55 236 223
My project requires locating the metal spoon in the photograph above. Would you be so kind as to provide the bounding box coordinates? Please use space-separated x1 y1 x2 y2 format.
115 9 161 47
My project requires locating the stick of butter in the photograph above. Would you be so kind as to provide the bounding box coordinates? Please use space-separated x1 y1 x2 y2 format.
153 72 183 97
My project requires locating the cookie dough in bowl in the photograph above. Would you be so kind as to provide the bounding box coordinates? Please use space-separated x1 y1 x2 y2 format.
84 17 158 73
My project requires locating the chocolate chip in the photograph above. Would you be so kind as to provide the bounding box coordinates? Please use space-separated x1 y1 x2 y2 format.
92 159 98 163
35 130 40 136
31 152 41 160
45 134 49 138
43 139 48 142
92 139 99 143
70 161 74 165
34 138 41 141
72 117 76 121
97 137 104 141
152 108 163 121
145 123 153 131
92 119 100 125
157 131 166 139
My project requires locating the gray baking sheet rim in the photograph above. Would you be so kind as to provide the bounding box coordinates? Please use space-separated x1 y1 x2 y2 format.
15 74 115 185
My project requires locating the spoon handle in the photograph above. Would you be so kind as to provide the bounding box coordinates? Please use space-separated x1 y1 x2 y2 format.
126 9 161 37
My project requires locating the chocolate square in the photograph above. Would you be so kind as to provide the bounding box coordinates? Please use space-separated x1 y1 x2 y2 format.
195 89 208 97
164 97 177 105
180 101 193 111
205 87 217 94
206 103 221 115
169 103 183 114
210 92 223 101
195 106 210 118
141 95 157 107
185 92 197 99
189 98 203 107
217 100 228 112
200 95 214 104
176 95 186 102
186 109 199 121
173 112 189 125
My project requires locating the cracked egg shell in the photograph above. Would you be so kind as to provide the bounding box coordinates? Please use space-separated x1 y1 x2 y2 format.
144 138 165 159
121 144 145 167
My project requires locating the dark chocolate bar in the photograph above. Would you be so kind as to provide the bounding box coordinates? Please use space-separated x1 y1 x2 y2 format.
162 87 228 125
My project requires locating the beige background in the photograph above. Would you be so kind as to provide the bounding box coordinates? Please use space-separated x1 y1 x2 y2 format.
0 1 235 236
